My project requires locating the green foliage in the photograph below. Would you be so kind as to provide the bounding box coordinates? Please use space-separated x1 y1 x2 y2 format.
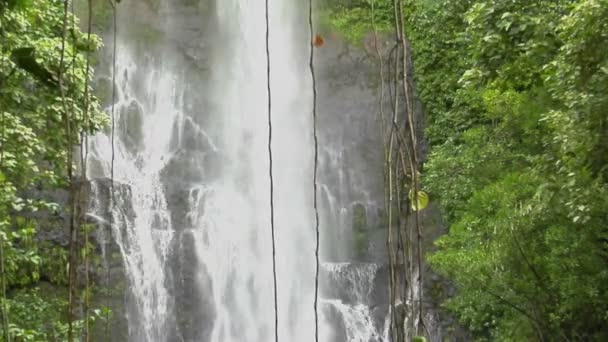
1 0 107 339
319 0 394 45
7 288 70 340
7 287 106 341
326 0 608 340
2 217 41 287
73 0 114 33
39 242 69 285
403 0 608 340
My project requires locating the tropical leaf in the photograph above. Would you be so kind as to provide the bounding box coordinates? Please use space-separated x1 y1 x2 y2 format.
408 189 429 211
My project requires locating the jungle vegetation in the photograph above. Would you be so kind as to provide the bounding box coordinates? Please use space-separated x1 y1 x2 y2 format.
1 0 108 340
323 0 608 340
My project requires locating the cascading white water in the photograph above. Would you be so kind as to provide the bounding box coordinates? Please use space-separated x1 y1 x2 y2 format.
86 0 390 341
86 1 184 338
188 1 333 341
323 263 379 303
320 263 390 342
323 300 384 342
88 42 179 340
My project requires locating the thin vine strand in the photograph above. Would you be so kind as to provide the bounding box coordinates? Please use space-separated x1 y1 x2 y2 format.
385 42 400 339
308 1 320 341
388 0 402 336
371 2 404 338
105 0 118 339
0 2 11 337
81 0 94 338
264 1 279 341
67 0 88 338
371 0 388 144
0 9 11 342
396 1 425 335
57 1 78 340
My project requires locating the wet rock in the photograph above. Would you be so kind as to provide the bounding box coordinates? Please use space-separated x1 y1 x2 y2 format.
87 177 134 221
321 262 388 306
118 100 145 154
371 304 390 337
322 303 348 342
180 116 217 153
93 76 119 108
169 229 215 341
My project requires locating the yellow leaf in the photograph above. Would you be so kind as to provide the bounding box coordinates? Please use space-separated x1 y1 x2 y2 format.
408 189 429 211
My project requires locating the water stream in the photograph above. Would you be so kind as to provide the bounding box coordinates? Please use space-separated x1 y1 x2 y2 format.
87 0 388 341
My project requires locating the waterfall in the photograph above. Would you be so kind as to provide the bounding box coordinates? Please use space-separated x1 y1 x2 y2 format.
88 38 179 340
86 0 388 341
190 2 332 341
320 263 390 342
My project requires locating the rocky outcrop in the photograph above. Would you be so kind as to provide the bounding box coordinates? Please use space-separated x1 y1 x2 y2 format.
319 27 468 340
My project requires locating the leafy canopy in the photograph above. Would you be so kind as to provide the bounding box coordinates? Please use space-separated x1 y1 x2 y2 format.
325 0 608 340
1 0 108 339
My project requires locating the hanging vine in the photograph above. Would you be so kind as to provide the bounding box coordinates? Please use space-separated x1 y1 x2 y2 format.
397 0 425 335
308 1 321 341
79 0 94 338
0 3 10 335
105 0 119 339
376 0 426 339
58 0 102 339
264 1 279 341
57 1 78 340
386 0 401 336
0 135 8 342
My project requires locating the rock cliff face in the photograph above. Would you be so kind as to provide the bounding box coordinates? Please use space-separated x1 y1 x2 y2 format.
314 27 469 341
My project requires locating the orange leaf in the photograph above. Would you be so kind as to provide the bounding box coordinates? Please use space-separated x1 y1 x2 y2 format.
313 34 324 47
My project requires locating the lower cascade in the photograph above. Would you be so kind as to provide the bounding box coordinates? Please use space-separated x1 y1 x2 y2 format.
87 0 388 341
